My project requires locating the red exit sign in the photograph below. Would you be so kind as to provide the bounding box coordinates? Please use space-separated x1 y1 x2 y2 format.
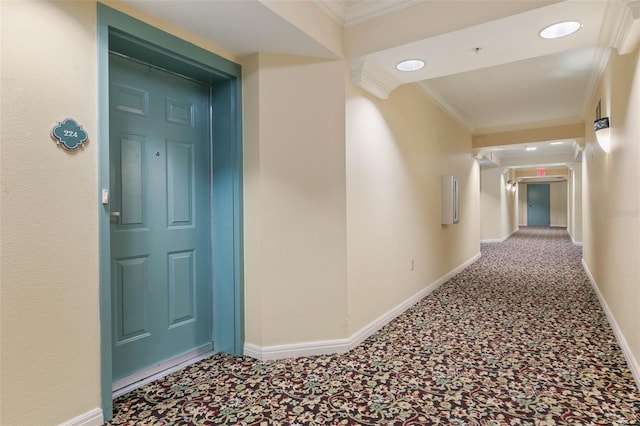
537 169 546 176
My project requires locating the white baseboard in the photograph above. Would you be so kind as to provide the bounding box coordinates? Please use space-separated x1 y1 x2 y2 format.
481 227 518 244
244 339 350 361
480 238 507 243
57 408 103 426
244 252 481 361
346 252 481 349
582 259 640 392
571 235 583 246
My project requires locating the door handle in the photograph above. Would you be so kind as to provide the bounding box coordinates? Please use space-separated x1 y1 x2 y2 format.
109 211 121 224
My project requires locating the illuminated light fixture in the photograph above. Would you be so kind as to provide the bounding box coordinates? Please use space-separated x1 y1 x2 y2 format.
396 59 425 72
594 100 611 153
594 117 611 152
550 141 565 145
506 179 517 192
526 147 537 151
539 21 581 39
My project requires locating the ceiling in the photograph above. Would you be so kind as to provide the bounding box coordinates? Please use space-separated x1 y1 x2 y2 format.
117 0 640 169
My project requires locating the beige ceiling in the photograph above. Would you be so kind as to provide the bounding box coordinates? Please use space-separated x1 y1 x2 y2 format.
117 0 640 168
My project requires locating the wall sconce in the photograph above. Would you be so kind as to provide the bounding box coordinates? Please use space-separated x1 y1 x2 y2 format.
594 100 611 153
511 182 517 192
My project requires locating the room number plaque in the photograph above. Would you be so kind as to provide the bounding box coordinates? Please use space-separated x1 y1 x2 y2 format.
51 118 88 151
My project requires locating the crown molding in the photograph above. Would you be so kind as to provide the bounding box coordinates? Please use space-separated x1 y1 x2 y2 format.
614 1 640 54
312 0 425 27
350 57 398 100
414 81 475 132
312 0 349 26
600 0 629 47
578 0 632 121
580 46 612 121
343 0 425 27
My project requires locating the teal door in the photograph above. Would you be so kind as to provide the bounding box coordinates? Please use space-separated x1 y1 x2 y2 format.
109 54 212 382
527 184 550 226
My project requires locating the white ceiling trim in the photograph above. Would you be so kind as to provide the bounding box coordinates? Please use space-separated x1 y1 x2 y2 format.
580 46 612 121
350 57 397 99
600 0 629 47
579 0 636 121
414 81 475 132
349 1 634 134
312 0 349 26
313 0 426 27
614 1 640 54
343 0 426 27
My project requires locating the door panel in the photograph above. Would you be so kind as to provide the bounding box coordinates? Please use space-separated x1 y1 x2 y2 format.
109 54 212 381
167 140 194 226
118 135 146 226
527 184 550 227
168 250 196 327
114 256 149 344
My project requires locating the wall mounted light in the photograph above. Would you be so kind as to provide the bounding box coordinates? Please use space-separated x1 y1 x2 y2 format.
506 179 517 192
594 100 611 153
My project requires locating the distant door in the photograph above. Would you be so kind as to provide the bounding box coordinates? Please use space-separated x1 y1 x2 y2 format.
527 184 550 226
109 53 212 382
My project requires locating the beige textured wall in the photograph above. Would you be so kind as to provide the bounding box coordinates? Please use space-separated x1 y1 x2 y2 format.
583 47 640 370
242 54 348 346
346 82 480 334
0 2 100 424
569 165 583 243
518 183 526 226
550 181 568 227
260 0 344 58
480 168 517 241
242 54 264 347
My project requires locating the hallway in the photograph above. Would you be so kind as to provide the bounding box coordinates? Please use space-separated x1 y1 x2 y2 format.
109 228 640 425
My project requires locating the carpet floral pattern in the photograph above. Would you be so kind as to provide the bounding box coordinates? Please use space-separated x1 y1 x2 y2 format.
109 228 640 425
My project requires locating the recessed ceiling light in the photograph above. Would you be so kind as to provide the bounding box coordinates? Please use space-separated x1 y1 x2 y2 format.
539 21 581 39
549 141 565 145
526 147 537 151
396 59 425 72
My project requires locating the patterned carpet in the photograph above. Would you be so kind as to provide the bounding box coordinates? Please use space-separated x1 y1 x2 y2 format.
108 227 640 425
